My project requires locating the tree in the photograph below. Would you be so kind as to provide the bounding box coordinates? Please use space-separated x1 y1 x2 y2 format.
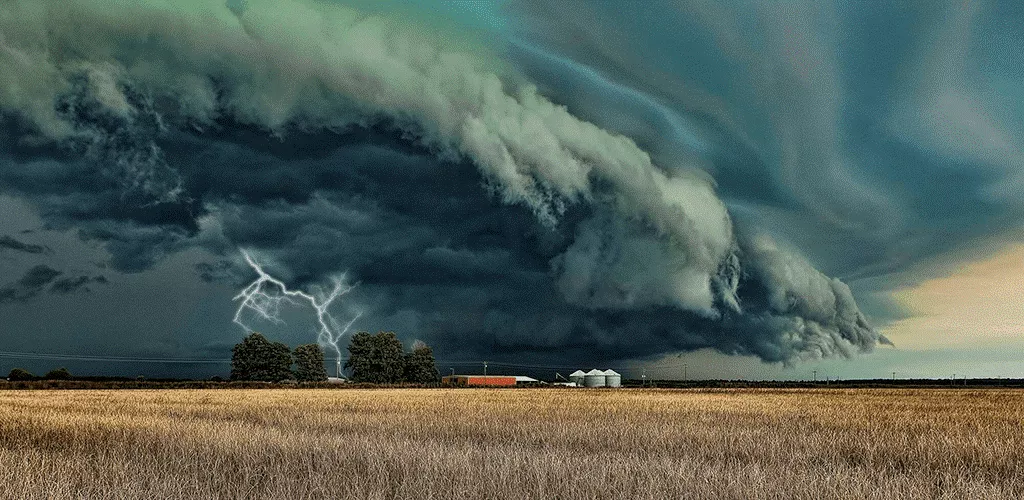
345 331 405 383
43 367 72 380
7 368 35 381
230 332 294 382
345 331 373 381
404 341 439 384
293 344 328 382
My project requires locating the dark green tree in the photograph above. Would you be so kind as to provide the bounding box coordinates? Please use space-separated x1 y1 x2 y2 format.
293 343 328 382
7 368 35 381
345 331 373 380
404 341 439 384
43 367 72 380
345 331 405 383
230 332 294 381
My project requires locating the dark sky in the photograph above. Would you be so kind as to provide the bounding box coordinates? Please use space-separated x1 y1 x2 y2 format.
1 0 1023 380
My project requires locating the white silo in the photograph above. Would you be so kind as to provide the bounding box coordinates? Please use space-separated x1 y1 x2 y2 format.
603 369 621 388
583 369 606 388
569 370 586 385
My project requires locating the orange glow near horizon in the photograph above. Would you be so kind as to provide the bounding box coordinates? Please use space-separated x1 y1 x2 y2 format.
883 244 1024 349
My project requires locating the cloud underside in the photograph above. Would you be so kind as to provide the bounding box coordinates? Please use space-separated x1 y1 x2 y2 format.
0 0 885 363
0 235 49 254
0 264 106 303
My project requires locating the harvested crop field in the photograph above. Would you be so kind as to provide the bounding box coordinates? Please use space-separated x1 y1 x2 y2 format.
0 388 1021 499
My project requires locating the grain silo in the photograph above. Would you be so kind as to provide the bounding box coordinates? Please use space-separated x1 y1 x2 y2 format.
603 369 621 388
569 370 586 385
583 369 606 388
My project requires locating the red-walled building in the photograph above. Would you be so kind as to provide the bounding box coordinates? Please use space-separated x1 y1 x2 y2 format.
441 375 517 387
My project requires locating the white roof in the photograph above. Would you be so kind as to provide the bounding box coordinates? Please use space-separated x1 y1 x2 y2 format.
514 376 539 382
586 369 605 376
569 370 586 376
603 369 620 376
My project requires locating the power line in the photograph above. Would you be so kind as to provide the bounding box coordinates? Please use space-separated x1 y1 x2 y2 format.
0 350 694 376
0 350 232 364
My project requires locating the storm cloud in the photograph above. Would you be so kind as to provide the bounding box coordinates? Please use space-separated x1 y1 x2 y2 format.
0 235 48 254
0 0 895 364
0 265 62 303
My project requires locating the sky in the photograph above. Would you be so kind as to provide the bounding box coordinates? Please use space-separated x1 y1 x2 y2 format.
0 0 1022 380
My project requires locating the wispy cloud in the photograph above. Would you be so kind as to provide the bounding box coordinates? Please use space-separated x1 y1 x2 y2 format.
0 265 107 303
0 235 49 254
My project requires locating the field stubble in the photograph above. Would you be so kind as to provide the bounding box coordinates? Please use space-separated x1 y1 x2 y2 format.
0 388 1021 499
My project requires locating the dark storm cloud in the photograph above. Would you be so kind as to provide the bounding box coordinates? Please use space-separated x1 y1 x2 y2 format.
0 0 897 365
0 264 108 303
0 265 61 303
504 1 1024 289
182 133 874 363
0 235 48 254
49 275 108 295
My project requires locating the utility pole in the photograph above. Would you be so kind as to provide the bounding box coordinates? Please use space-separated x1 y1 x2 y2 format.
483 361 488 377
892 371 896 382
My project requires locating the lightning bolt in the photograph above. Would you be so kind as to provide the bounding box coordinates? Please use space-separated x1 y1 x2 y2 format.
233 250 362 364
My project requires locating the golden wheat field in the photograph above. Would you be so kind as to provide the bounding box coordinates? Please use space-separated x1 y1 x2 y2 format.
0 388 1021 499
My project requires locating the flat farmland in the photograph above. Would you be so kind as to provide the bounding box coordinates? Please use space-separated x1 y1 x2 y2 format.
0 388 1021 499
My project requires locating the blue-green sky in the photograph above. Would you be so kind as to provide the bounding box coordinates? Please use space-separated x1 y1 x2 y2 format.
1 0 1022 380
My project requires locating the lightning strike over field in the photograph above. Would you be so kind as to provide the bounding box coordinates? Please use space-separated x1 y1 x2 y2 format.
233 250 362 363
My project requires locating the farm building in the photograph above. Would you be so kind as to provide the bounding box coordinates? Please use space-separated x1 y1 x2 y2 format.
563 369 622 388
604 369 621 388
441 375 543 386
441 375 517 386
569 370 586 385
584 369 607 387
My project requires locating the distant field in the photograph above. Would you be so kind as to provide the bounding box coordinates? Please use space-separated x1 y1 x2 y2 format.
0 389 1021 499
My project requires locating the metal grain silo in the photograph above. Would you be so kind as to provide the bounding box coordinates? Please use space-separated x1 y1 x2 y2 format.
583 369 606 388
569 370 586 385
603 369 621 388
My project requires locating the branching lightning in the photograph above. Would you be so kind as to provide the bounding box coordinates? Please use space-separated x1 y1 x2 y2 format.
233 250 362 364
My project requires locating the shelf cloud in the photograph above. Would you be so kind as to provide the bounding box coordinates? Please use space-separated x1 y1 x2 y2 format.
0 0 904 364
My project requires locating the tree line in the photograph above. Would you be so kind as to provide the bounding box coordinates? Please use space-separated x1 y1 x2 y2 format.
6 367 73 381
4 332 439 384
230 331 438 384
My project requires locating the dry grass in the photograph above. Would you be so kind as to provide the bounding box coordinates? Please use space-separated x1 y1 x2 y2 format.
0 388 1021 499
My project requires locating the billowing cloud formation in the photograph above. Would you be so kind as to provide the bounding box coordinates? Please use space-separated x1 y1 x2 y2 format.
0 0 886 363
